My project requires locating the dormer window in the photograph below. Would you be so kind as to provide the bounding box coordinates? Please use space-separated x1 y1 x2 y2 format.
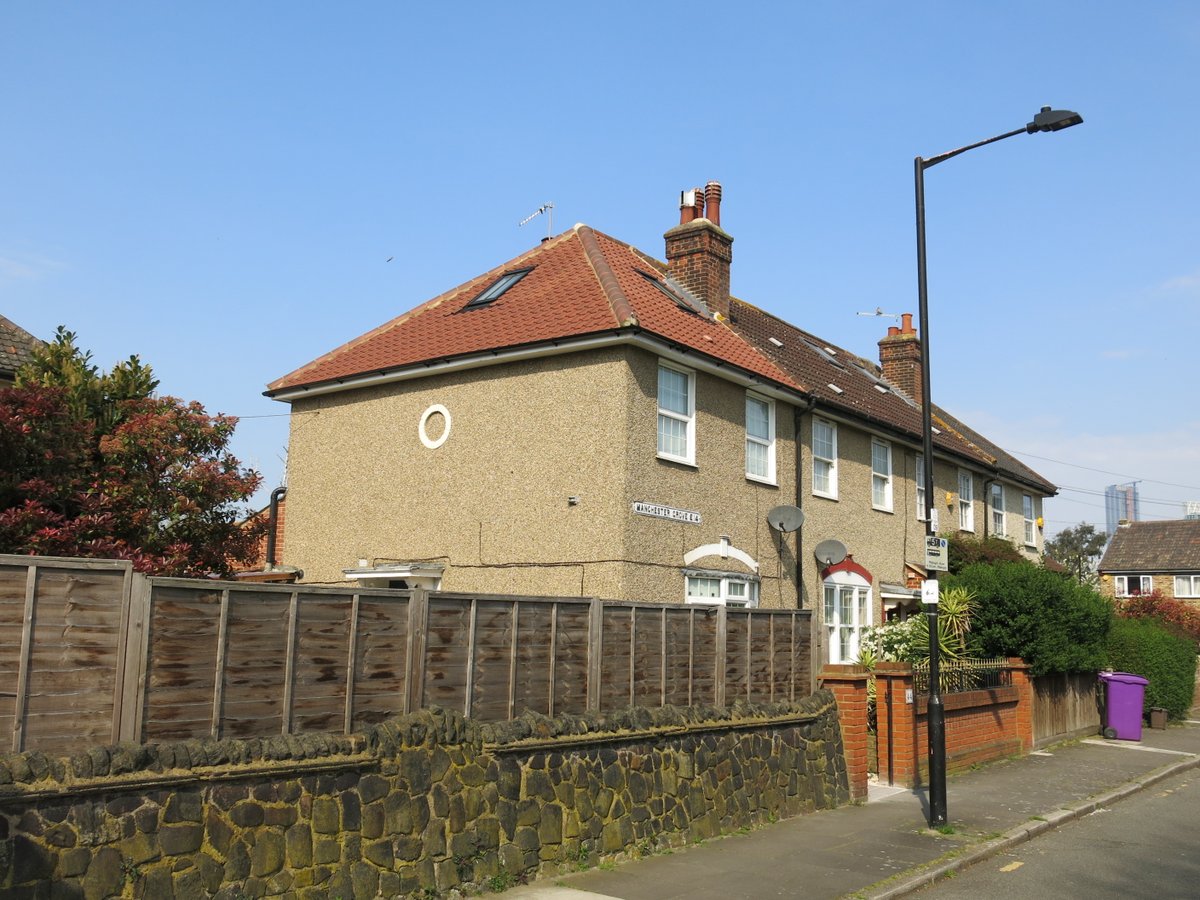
464 268 533 309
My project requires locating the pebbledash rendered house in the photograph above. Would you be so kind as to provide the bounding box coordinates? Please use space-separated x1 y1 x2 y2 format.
266 183 1056 666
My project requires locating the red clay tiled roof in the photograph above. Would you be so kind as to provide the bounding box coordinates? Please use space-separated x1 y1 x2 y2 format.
267 223 1053 494
267 226 797 394
1099 520 1200 573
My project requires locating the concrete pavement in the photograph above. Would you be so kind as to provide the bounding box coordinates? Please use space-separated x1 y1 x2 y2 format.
500 718 1200 900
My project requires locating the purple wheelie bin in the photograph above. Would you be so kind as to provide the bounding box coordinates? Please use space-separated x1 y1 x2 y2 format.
1098 671 1148 741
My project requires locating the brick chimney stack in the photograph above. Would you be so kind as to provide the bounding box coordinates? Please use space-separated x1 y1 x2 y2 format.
878 312 923 401
664 181 733 319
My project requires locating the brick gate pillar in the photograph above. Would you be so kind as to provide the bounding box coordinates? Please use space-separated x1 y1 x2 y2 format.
819 665 870 801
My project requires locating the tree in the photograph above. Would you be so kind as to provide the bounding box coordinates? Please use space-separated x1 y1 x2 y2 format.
0 331 263 577
1044 522 1108 585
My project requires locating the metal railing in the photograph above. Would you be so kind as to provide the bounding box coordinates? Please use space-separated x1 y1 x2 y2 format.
913 657 1011 695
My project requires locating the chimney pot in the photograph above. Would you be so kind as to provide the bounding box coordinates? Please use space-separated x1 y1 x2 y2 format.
679 189 697 224
704 181 723 226
887 325 900 337
901 312 915 334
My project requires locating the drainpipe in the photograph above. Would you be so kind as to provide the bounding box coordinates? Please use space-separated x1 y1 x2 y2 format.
793 397 816 606
266 486 287 569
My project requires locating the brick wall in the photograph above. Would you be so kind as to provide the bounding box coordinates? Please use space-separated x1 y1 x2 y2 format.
826 659 1034 789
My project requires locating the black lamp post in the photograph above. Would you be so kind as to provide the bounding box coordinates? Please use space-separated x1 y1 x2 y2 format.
915 106 1082 828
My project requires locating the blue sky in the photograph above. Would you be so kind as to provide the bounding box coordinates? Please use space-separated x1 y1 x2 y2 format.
4 2 1198 536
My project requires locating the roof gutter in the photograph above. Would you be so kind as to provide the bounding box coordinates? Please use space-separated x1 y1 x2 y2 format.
266 330 810 408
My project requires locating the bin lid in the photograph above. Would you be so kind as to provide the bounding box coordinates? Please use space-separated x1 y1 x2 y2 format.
1107 672 1149 686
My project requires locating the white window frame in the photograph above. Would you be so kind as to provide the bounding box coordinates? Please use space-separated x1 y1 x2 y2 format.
990 483 1006 537
916 453 927 521
812 417 838 499
958 469 975 532
823 571 872 664
1022 494 1036 546
685 571 760 608
657 361 695 465
744 392 776 484
1115 575 1153 598
1175 575 1200 599
871 438 893 512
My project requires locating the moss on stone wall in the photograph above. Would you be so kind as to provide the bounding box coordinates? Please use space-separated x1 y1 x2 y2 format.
1 693 848 898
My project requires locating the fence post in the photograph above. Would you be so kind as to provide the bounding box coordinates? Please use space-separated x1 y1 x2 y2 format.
715 605 727 709
1009 658 1034 752
405 588 429 714
586 597 603 712
116 573 152 743
818 664 870 801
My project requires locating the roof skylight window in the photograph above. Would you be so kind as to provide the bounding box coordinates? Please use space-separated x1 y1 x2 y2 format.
464 267 533 309
637 270 702 315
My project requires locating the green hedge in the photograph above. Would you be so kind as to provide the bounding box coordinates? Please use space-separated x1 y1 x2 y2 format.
947 562 1112 676
1105 617 1198 720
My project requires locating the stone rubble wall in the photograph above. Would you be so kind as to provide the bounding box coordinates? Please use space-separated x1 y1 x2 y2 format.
0 692 849 899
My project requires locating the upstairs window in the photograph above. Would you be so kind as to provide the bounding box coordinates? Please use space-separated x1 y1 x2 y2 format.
745 393 775 483
657 362 695 464
990 483 1006 537
958 469 975 532
1115 575 1152 598
813 418 838 499
463 267 533 308
1023 494 1036 546
871 439 893 511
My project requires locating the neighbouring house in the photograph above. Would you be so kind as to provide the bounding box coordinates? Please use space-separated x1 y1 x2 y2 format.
232 488 301 583
1098 519 1200 603
0 314 43 385
266 183 1056 666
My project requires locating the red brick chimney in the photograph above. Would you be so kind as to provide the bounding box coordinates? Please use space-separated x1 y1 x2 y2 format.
878 312 922 401
664 181 733 319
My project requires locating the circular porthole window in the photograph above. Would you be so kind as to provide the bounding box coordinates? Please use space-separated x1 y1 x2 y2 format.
418 404 451 449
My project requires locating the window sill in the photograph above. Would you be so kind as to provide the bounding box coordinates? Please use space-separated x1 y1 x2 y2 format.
656 453 697 469
746 474 778 487
872 505 894 514
813 491 839 502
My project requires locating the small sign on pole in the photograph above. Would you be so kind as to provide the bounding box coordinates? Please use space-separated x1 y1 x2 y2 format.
921 578 940 605
925 536 948 572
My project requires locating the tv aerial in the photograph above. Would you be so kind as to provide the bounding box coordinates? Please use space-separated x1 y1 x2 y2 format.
856 307 902 322
519 202 555 240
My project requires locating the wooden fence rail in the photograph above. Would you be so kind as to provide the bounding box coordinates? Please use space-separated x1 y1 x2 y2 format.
1 555 813 755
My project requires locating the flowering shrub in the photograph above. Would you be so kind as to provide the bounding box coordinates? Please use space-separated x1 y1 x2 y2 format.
1118 591 1200 645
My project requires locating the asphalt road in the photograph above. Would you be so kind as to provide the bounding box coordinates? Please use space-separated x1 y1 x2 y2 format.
915 768 1200 899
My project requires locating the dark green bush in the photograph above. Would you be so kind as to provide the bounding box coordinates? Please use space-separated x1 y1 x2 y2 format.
946 561 1112 676
1105 617 1197 720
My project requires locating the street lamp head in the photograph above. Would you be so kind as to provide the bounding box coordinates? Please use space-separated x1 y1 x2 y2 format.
1027 106 1084 133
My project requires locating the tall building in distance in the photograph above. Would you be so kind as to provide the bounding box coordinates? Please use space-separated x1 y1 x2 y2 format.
1185 501 1200 521
1105 482 1140 536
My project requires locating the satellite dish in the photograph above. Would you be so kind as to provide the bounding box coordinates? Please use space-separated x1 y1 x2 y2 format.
814 539 848 567
767 505 805 533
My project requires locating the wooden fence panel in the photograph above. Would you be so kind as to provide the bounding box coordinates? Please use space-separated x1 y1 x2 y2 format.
220 590 291 737
746 612 775 705
599 606 634 711
553 602 590 716
348 594 410 730
469 598 515 721
422 596 472 712
725 610 750 704
690 609 719 707
142 584 223 741
0 559 132 754
513 602 554 716
632 606 666 709
661 608 694 708
290 594 353 734
1033 672 1100 747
